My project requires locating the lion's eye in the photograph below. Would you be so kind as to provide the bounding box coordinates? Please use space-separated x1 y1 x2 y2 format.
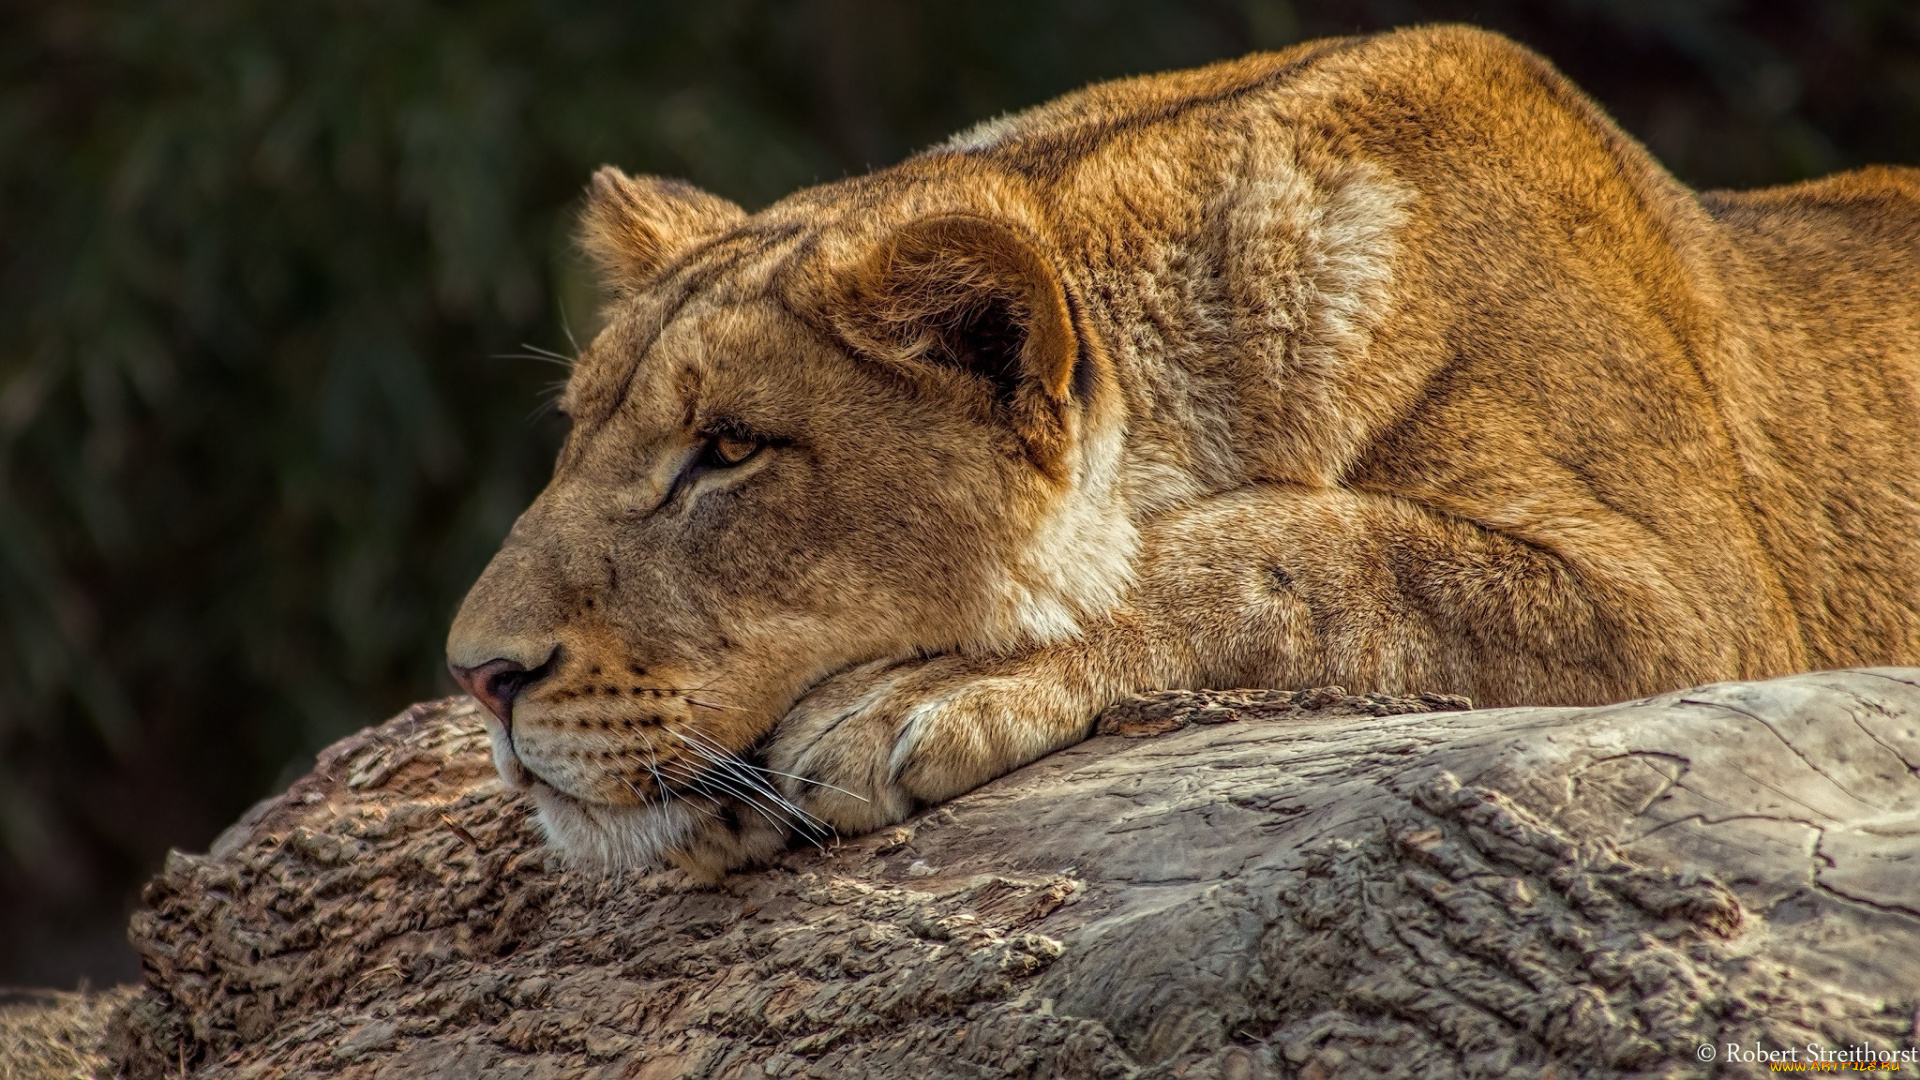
704 434 761 468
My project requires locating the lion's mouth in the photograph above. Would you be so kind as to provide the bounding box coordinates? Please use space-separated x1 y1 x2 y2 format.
508 726 832 847
519 749 832 873
489 654 895 842
523 778 700 869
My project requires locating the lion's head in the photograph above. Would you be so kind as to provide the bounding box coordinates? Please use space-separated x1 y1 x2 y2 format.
446 164 1132 868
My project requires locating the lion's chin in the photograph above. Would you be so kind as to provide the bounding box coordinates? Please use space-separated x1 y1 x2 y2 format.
527 783 696 871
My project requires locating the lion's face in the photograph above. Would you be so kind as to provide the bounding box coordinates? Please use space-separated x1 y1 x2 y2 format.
447 168 1131 864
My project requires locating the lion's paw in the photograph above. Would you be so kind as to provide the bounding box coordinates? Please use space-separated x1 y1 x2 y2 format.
768 655 1089 835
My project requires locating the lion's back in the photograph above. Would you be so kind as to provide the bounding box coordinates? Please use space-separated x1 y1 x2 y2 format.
1706 166 1920 308
1693 167 1920 667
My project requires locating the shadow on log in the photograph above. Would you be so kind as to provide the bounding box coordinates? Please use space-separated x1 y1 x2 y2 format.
15 671 1920 1078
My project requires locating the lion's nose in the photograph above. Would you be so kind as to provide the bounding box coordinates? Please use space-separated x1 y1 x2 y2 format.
450 656 546 729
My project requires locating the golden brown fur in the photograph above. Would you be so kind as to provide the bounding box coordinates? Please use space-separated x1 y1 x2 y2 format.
447 26 1920 877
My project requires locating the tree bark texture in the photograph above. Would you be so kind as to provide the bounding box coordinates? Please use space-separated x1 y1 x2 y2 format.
50 671 1920 1077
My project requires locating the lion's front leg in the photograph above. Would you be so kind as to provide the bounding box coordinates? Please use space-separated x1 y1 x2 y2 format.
750 487 1524 843
764 652 1107 835
687 482 1709 862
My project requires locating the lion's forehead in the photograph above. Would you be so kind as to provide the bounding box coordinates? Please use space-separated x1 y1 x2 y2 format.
566 296 759 422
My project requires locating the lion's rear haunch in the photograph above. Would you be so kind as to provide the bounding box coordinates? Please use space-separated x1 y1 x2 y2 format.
446 24 1920 877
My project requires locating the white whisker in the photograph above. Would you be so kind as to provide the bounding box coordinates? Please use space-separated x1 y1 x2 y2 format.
665 729 832 837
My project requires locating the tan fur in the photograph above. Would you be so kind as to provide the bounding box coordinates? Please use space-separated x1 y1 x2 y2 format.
447 26 1920 878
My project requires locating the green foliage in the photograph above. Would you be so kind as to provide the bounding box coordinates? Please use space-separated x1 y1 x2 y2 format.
1 0 1915 984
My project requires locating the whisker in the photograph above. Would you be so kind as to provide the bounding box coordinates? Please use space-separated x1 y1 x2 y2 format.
528 345 568 361
493 349 575 368
637 733 719 820
633 738 669 805
665 732 831 837
618 659 831 835
652 760 725 818
658 723 838 829
672 727 866 802
740 763 868 802
673 748 780 806
647 763 722 821
676 674 749 703
634 733 697 819
528 378 569 421
648 714 829 834
620 776 651 807
657 755 805 832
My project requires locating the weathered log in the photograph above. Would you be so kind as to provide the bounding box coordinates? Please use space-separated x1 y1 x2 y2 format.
58 671 1920 1076
0 986 136 1079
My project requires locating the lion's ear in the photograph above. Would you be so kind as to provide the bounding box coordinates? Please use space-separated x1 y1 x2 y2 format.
578 167 744 293
833 214 1101 476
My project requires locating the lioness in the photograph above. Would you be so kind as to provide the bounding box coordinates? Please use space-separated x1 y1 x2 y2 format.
447 25 1920 878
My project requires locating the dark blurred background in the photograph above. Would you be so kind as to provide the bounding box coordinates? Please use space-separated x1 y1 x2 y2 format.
2 0 1916 988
